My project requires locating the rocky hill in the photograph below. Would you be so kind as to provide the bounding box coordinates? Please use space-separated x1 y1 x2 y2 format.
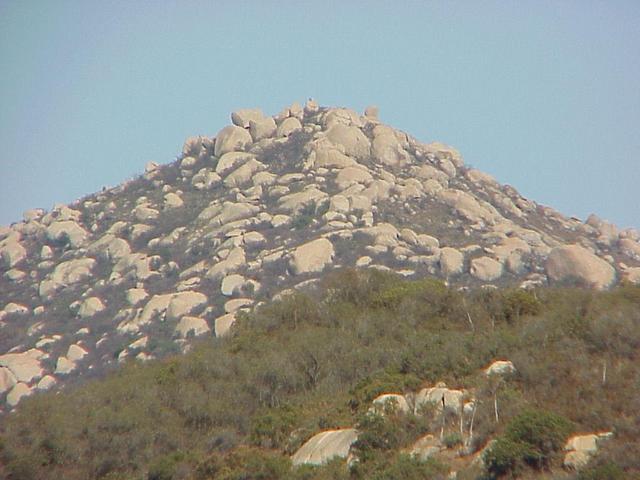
1 100 639 415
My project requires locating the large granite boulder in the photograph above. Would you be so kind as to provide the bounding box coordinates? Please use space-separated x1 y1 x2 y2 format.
291 428 359 466
546 245 615 289
289 238 335 275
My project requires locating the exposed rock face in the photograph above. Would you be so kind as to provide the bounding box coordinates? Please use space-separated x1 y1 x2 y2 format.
6 382 32 408
291 429 359 466
289 238 335 275
546 245 616 289
325 124 370 159
78 297 105 318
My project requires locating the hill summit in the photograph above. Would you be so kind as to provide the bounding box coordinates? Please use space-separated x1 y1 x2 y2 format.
1 100 639 412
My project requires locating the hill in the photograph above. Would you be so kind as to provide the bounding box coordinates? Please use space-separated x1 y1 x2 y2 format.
0 100 639 478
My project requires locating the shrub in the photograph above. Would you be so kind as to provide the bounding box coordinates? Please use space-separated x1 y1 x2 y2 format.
501 289 541 322
250 406 298 449
443 432 463 449
485 408 574 477
503 408 573 468
577 461 625 480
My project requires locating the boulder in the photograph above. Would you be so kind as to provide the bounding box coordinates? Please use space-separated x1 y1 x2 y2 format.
6 382 32 408
414 384 464 415
165 291 208 321
54 356 76 375
408 434 442 461
484 360 516 376
77 297 105 318
37 375 57 391
175 316 210 338
231 108 265 128
335 166 373 189
210 202 260 226
215 152 255 174
214 125 252 157
0 237 27 267
563 433 612 470
278 186 328 213
88 234 131 262
221 274 248 296
439 247 464 277
276 117 302 137
325 124 371 159
45 220 88 248
3 303 29 316
371 394 411 414
215 313 236 337
470 257 504 282
313 146 358 169
546 245 615 289
134 205 159 223
0 349 44 383
192 168 222 190
224 298 253 313
126 288 148 306
249 117 277 142
163 192 183 209
223 159 265 188
291 429 359 466
0 367 17 394
206 247 246 280
372 126 410 166
289 238 335 275
67 344 88 362
39 258 95 299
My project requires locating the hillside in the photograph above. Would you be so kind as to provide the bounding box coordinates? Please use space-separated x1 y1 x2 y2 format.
0 101 639 478
1 272 638 479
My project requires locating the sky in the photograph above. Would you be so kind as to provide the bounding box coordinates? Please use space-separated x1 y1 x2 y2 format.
1 1 638 228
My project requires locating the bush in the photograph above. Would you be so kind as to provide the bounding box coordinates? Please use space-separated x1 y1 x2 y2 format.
503 408 573 468
485 408 574 477
250 406 298 449
577 461 625 480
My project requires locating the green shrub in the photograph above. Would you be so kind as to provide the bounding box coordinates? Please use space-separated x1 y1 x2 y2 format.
250 405 298 449
502 289 541 322
504 408 573 468
370 454 449 480
485 408 574 477
443 432 463 449
484 437 526 478
577 461 625 480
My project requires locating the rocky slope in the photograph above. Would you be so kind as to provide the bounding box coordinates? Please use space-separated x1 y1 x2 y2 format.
1 100 639 411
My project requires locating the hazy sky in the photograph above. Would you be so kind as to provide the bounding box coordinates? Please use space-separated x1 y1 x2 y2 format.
1 1 638 228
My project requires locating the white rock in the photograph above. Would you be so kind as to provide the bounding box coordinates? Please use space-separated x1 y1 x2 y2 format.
221 274 248 296
291 429 359 466
216 151 255 174
546 244 616 290
415 384 464 415
0 367 17 394
484 360 516 376
0 349 44 383
175 316 210 338
54 356 76 375
6 382 32 408
45 220 88 248
231 108 265 128
77 297 105 318
214 125 253 157
36 375 57 391
215 313 236 337
371 393 411 414
165 291 208 321
289 238 335 275
249 117 277 142
126 288 148 306
277 117 302 137
470 257 503 281
67 344 88 362
439 247 464 277
325 124 371 159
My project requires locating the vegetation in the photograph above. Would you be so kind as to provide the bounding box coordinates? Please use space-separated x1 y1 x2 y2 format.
0 270 639 479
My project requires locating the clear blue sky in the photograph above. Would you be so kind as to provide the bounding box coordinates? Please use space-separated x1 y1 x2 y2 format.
1 1 638 228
